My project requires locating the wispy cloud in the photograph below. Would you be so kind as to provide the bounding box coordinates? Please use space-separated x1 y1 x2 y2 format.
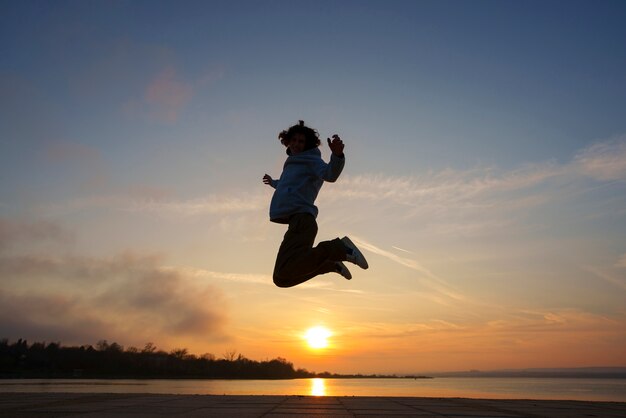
41 192 266 217
39 137 626 229
350 236 466 303
179 267 270 285
318 137 626 240
132 194 266 216
584 266 626 292
352 236 428 273
573 136 626 181
334 307 626 371
327 161 563 207
391 245 413 254
298 281 366 294
329 137 626 206
178 266 366 294
487 308 622 334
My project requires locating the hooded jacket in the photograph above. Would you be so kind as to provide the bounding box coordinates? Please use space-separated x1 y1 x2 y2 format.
269 147 345 223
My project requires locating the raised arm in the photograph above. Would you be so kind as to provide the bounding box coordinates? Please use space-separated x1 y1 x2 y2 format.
316 134 345 182
327 134 344 157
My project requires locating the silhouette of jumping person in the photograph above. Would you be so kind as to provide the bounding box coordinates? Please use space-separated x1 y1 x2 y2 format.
263 120 368 288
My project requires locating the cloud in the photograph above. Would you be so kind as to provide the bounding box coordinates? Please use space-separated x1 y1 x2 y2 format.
122 64 224 124
329 137 625 205
486 308 622 335
316 136 626 241
37 136 625 225
40 192 266 218
0 218 71 251
327 160 563 208
0 291 112 344
178 267 366 294
335 306 626 372
0 218 229 348
352 236 429 273
584 266 626 292
616 254 626 269
574 137 626 181
391 246 413 254
122 67 192 123
339 307 626 364
144 67 193 122
132 194 266 216
94 255 227 336
318 165 564 239
350 236 466 304
0 252 229 342
180 267 270 285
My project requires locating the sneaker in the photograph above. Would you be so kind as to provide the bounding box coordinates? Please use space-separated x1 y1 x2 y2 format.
335 262 352 280
341 236 369 269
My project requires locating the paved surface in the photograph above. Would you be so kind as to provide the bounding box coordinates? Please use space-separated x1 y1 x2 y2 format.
0 393 625 417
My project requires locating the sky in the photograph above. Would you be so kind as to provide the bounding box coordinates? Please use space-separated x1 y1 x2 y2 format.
1 0 626 374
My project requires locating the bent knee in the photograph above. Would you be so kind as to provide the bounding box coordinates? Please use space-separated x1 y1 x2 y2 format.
273 275 293 288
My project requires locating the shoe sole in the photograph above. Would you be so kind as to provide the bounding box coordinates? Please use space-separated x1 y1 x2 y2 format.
336 262 352 280
342 236 369 269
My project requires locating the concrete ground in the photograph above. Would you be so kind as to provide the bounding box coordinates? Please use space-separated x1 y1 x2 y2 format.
0 392 625 417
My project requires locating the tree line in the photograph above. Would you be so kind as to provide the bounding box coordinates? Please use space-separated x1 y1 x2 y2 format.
0 338 317 379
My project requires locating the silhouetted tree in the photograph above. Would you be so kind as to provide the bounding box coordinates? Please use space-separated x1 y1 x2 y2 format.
170 348 188 360
222 350 237 361
0 338 320 379
200 353 215 361
107 342 123 352
96 340 109 351
142 342 157 354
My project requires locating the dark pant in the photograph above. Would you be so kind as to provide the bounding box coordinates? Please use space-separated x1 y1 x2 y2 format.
273 213 347 288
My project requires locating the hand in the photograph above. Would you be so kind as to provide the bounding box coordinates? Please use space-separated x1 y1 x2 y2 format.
327 134 344 156
263 174 273 186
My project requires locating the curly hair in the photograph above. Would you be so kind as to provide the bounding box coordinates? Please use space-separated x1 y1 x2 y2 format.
278 120 321 151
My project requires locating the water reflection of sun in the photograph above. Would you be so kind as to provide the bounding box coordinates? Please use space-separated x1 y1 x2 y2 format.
310 378 326 396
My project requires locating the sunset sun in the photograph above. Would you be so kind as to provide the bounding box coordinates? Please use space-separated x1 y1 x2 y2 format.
304 326 332 349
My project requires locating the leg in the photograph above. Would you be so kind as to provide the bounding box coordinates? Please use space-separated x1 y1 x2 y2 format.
288 259 341 285
273 213 347 288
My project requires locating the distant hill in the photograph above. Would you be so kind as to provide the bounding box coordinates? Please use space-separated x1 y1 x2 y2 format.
427 367 626 379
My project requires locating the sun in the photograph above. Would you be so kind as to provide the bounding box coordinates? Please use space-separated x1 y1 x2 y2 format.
304 326 332 349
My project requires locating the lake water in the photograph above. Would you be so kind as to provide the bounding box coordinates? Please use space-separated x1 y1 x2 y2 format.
1 377 625 402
